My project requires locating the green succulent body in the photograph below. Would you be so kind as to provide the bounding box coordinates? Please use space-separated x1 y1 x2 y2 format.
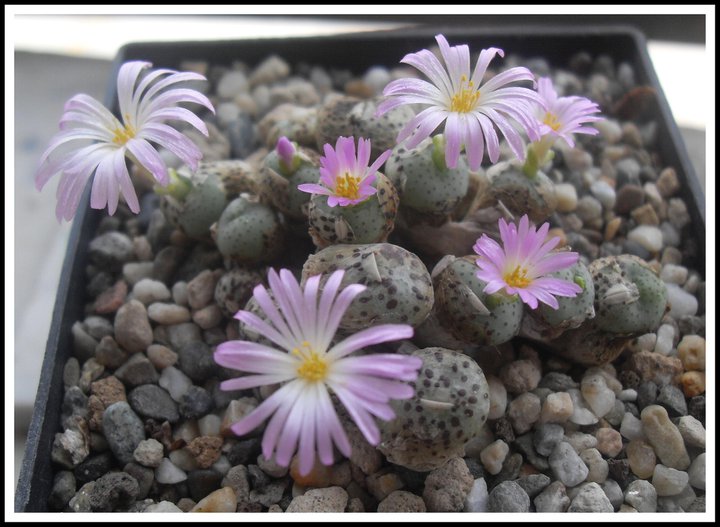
385 137 470 226
259 147 320 220
434 255 524 346
488 162 558 224
213 196 284 265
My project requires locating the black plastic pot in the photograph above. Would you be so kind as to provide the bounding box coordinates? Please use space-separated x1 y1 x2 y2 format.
15 24 705 512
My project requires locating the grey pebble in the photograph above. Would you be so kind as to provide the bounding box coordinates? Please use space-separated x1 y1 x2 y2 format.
89 232 135 271
123 462 154 500
179 385 214 419
178 340 219 382
49 470 77 511
624 479 657 512
128 384 179 423
600 478 624 511
87 471 139 512
533 480 570 512
549 441 589 487
102 401 147 465
114 353 159 387
516 473 551 499
486 480 530 512
534 423 565 457
567 482 614 512
656 384 688 417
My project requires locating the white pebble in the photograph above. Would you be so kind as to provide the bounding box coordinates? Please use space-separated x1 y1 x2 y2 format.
665 284 699 318
688 453 705 490
677 415 706 449
217 70 248 99
145 501 184 512
155 458 188 484
627 225 664 253
567 389 599 426
486 375 507 420
198 414 222 437
660 263 688 285
652 464 689 496
636 333 657 352
581 373 616 418
158 366 193 402
216 101 241 126
590 180 616 210
619 413 645 442
464 478 489 513
595 119 623 143
132 278 171 305
480 440 509 475
122 262 155 286
653 324 676 356
555 183 578 212
618 389 637 402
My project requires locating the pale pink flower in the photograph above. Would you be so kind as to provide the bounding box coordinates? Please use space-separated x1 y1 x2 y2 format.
376 34 543 171
535 76 603 148
34 60 215 221
276 135 297 173
473 215 582 309
214 268 421 475
297 136 391 207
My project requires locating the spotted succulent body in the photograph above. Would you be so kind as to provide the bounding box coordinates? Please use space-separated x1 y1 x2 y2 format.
384 137 470 226
488 163 558 223
523 260 596 340
259 147 320 220
301 242 434 331
591 254 668 334
212 196 284 265
214 266 267 318
377 347 490 472
543 254 668 366
315 96 415 161
434 255 524 346
306 172 399 247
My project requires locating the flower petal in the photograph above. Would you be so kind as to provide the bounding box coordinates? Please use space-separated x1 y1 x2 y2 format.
327 324 414 360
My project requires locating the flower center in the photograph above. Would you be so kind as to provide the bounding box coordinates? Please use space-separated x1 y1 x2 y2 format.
504 265 532 288
294 341 328 382
542 112 562 132
111 114 136 145
450 75 480 113
334 172 362 200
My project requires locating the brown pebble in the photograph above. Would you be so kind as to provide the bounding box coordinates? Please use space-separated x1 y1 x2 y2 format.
344 79 373 98
90 375 126 406
680 371 705 397
677 335 705 371
146 344 178 369
190 486 237 512
623 350 683 387
547 228 567 248
94 280 128 314
631 203 660 225
186 436 223 469
290 455 333 488
604 217 622 241
192 304 224 330
656 167 680 198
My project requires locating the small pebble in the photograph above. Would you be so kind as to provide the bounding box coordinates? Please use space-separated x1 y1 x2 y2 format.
507 392 541 434
624 479 657 512
595 427 623 458
580 448 609 483
626 439 657 479
480 440 509 475
687 453 705 490
590 180 616 210
146 344 178 370
147 302 192 325
680 371 705 397
486 481 530 513
665 284 699 319
619 412 645 441
534 423 565 457
627 225 663 253
567 389 599 425
422 458 473 512
285 486 348 513
549 442 588 487
539 392 574 424
601 479 624 511
499 360 541 394
677 335 705 371
463 478 488 513
190 486 237 512
158 366 194 402
155 458 188 484
133 438 164 468
641 405 690 470
676 415 705 449
533 481 570 513
132 278 171 305
486 375 507 420
555 183 578 212
567 482 614 512
652 464 690 496
378 490 427 512
653 324 675 355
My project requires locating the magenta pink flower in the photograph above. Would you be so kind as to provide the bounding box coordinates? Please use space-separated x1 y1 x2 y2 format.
535 77 603 148
214 268 421 475
34 60 215 222
376 34 543 171
297 136 390 207
473 215 582 309
276 135 297 173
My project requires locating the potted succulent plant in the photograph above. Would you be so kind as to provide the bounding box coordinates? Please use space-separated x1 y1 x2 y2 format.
17 26 706 514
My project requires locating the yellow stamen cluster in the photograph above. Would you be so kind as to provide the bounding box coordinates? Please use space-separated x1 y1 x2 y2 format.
112 114 137 145
450 75 480 113
334 172 361 200
504 265 532 288
542 112 562 132
294 341 328 382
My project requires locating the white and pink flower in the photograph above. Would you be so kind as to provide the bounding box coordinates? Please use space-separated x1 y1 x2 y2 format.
34 60 215 221
297 136 390 207
376 34 543 171
534 76 603 148
473 215 582 310
214 268 421 475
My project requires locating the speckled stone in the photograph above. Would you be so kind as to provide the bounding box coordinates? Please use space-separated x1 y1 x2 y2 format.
377 490 427 512
422 458 474 512
102 401 146 465
533 481 570 512
624 479 657 512
487 480 530 512
549 442 589 487
567 482 614 512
